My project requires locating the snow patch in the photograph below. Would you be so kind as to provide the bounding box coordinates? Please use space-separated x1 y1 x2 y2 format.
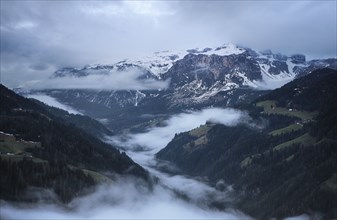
252 59 302 90
122 50 188 77
201 43 245 56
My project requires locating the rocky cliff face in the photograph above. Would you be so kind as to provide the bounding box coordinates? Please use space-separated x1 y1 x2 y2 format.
163 52 262 88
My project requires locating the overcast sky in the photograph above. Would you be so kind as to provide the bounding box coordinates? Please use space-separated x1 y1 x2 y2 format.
1 0 336 88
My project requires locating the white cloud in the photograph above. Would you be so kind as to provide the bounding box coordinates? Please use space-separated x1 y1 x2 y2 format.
284 214 310 220
27 94 82 115
253 79 294 90
81 4 126 16
124 1 175 16
1 20 38 31
21 68 170 91
81 1 174 17
14 21 37 30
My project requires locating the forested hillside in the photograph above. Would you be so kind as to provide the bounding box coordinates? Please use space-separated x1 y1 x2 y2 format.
31 99 114 138
0 84 149 202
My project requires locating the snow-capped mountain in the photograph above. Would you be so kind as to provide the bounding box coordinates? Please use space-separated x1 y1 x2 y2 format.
21 44 336 130
127 44 246 77
52 43 246 79
51 43 333 92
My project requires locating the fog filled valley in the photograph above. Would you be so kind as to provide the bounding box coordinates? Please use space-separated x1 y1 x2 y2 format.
1 1 337 219
1 108 253 220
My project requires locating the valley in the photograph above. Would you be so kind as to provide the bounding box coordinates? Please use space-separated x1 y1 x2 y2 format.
1 47 336 219
1 1 337 219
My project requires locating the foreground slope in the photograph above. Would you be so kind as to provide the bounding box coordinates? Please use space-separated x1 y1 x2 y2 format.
156 68 337 218
0 84 148 202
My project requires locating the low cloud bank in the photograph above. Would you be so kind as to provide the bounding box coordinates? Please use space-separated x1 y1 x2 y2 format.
253 77 295 90
1 177 249 220
109 108 250 152
21 69 170 91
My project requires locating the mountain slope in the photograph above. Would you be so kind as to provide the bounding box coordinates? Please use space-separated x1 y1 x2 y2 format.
156 68 337 219
0 84 149 202
31 98 113 138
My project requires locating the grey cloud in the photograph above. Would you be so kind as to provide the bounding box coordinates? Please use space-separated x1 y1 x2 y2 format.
1 1 336 88
29 63 49 71
172 1 336 58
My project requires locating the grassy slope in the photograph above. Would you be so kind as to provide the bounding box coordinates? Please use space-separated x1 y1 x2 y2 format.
256 100 317 120
269 124 303 136
273 133 316 151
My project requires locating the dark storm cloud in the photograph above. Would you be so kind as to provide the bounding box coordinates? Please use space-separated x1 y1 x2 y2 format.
1 1 336 88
